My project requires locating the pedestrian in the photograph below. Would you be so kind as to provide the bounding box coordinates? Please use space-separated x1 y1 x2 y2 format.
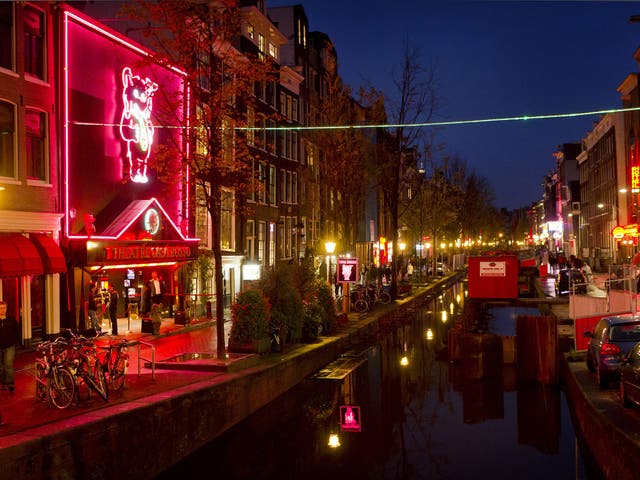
407 261 414 280
150 271 166 306
108 284 119 336
88 283 100 333
0 300 19 393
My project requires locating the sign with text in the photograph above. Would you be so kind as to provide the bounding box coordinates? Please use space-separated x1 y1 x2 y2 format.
340 405 361 432
479 261 507 277
337 258 359 283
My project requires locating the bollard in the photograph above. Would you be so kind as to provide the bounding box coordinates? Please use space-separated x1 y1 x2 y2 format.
206 300 212 319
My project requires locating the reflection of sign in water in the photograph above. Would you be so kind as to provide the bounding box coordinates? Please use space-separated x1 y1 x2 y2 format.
337 258 358 283
340 405 361 432
120 67 158 184
144 208 160 235
479 261 506 277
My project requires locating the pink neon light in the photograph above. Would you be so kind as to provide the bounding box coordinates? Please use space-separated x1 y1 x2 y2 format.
63 7 192 239
120 67 158 184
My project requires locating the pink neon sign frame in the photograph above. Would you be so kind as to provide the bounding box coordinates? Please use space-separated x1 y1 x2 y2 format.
62 8 191 240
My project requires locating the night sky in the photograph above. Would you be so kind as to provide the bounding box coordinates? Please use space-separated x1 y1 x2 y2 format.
267 1 640 210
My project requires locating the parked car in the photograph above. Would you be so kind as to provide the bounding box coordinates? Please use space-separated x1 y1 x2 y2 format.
619 340 640 407
584 314 640 388
556 268 587 295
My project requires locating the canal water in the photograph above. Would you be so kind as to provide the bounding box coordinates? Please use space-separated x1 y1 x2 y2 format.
156 281 603 480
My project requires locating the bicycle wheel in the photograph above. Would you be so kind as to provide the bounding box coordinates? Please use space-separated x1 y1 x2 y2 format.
92 360 109 401
354 299 369 313
81 370 109 402
379 292 391 304
35 361 49 403
110 355 127 392
49 367 75 410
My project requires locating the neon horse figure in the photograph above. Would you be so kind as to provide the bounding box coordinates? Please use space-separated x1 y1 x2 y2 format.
120 67 158 183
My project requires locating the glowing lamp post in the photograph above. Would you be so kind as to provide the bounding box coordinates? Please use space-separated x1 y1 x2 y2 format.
325 241 336 286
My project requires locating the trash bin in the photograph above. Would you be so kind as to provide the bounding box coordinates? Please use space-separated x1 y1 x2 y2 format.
174 309 189 325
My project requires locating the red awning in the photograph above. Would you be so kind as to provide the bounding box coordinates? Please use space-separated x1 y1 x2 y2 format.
30 234 67 274
0 234 43 277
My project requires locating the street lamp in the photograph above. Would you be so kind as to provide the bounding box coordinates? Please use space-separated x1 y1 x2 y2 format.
325 241 336 286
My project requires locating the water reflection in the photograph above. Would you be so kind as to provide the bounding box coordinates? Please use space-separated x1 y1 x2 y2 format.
156 282 598 480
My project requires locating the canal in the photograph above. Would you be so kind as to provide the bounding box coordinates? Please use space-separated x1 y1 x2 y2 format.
156 281 603 479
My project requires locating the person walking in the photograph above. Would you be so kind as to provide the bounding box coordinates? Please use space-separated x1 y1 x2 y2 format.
108 284 119 336
0 300 19 393
88 283 100 333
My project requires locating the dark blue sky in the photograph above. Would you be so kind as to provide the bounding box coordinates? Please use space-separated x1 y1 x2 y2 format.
267 1 640 210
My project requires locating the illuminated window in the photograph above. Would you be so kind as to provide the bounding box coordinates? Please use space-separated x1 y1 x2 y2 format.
269 165 276 205
258 33 265 60
23 5 45 80
245 220 255 260
268 42 277 59
258 221 265 262
268 221 275 265
25 108 47 181
220 188 235 251
247 24 254 39
0 3 13 71
0 101 16 178
195 184 212 249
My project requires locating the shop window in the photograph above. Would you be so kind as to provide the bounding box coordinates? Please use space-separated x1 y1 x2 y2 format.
0 101 16 178
25 108 47 181
23 5 45 80
0 3 13 71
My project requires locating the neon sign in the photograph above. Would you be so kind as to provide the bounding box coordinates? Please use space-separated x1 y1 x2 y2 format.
340 405 361 432
632 166 640 191
120 67 158 183
611 224 639 239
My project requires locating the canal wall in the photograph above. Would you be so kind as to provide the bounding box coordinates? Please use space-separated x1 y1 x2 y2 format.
561 356 640 480
0 277 459 480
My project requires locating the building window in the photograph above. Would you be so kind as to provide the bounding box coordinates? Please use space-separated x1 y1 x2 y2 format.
247 24 254 40
292 98 298 122
0 101 16 178
292 131 298 161
258 221 265 263
220 188 234 251
245 220 255 260
258 33 265 60
246 107 255 146
195 184 211 248
0 3 13 71
25 108 47 181
280 92 286 116
268 42 277 60
269 165 276 205
24 5 45 80
258 162 266 203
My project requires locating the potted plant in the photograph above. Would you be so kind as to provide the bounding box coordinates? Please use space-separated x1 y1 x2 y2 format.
228 289 271 354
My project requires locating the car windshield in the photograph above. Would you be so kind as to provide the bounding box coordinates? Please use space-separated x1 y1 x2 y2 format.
610 323 640 342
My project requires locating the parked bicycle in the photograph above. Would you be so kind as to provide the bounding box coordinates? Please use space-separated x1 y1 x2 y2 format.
97 337 130 392
63 329 109 403
368 283 391 306
351 284 370 313
35 337 76 409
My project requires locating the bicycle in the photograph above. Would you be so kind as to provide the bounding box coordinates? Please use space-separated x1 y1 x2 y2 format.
35 337 76 409
370 283 391 305
351 285 370 313
97 338 130 392
64 330 109 403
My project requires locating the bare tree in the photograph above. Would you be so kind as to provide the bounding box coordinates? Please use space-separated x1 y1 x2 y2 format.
373 42 441 296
